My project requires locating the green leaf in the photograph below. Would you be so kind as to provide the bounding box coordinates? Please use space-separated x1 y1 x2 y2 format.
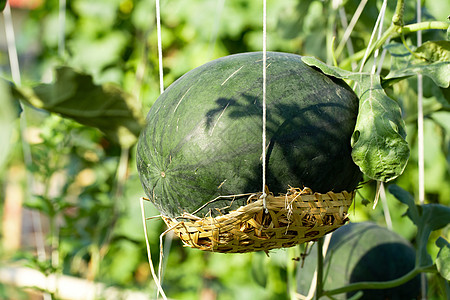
387 184 420 223
301 56 355 79
0 1 6 12
384 42 450 88
13 67 144 148
415 41 450 62
389 185 450 267
301 57 410 182
436 237 450 281
24 196 56 217
350 75 410 182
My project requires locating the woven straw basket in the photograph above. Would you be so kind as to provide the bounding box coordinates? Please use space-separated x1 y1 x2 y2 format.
161 187 355 253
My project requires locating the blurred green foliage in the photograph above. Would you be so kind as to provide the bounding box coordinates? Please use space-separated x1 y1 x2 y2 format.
0 0 449 299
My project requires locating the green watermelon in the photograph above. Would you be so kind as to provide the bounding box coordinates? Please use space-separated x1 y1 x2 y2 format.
296 222 422 299
137 52 362 217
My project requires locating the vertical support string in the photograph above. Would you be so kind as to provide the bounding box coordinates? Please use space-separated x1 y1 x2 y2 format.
261 0 268 212
416 2 426 299
3 3 21 86
3 1 46 259
358 0 384 72
155 0 172 291
372 0 393 230
335 0 368 61
416 0 424 206
58 0 66 57
3 3 50 299
140 199 167 300
371 0 388 74
156 0 164 94
139 2 168 299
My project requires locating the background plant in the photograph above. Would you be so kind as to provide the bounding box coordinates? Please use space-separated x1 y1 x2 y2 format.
0 0 449 299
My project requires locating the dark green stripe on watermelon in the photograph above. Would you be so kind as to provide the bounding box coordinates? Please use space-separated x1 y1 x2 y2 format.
137 52 362 217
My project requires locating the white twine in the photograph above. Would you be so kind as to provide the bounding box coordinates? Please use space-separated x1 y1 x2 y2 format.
336 0 368 61
139 2 169 299
261 0 268 212
140 0 167 299
3 3 21 86
156 0 164 94
416 2 427 299
416 0 424 206
370 0 393 231
58 0 66 57
140 198 167 300
371 0 388 74
3 4 50 299
358 0 385 72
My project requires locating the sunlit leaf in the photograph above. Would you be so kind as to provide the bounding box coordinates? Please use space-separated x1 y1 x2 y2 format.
105 240 142 284
68 32 128 79
301 57 409 182
13 67 144 148
436 237 450 281
384 42 450 88
350 75 410 182
415 41 450 62
389 185 450 267
23 195 56 218
301 56 355 78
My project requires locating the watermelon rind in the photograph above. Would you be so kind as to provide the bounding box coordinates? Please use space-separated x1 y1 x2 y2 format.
137 52 362 217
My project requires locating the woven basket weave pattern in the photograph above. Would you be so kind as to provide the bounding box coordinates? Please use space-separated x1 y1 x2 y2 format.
162 188 354 253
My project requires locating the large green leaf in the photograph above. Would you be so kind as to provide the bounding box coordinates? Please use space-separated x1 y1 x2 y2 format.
388 185 450 267
301 57 410 182
436 237 450 281
13 67 144 148
350 75 410 182
384 41 450 88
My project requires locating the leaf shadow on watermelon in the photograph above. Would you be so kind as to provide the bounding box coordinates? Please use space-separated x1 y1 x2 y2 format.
137 52 364 218
203 91 362 208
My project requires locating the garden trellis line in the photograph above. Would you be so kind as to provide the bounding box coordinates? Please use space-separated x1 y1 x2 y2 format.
141 0 271 295
1 0 448 299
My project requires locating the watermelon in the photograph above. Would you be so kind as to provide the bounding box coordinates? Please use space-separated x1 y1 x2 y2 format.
296 222 422 299
137 52 362 217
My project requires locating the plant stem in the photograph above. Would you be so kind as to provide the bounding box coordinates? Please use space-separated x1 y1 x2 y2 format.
315 238 324 299
340 0 445 69
323 264 436 296
401 21 449 34
339 21 449 69
393 0 405 26
288 247 298 299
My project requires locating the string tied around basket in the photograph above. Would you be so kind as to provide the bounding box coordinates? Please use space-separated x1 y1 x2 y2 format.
260 0 268 214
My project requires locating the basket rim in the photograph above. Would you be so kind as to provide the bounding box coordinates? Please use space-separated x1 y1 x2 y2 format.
157 187 355 253
166 187 353 221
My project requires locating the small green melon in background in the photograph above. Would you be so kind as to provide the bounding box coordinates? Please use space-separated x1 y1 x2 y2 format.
297 222 421 299
137 52 362 218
